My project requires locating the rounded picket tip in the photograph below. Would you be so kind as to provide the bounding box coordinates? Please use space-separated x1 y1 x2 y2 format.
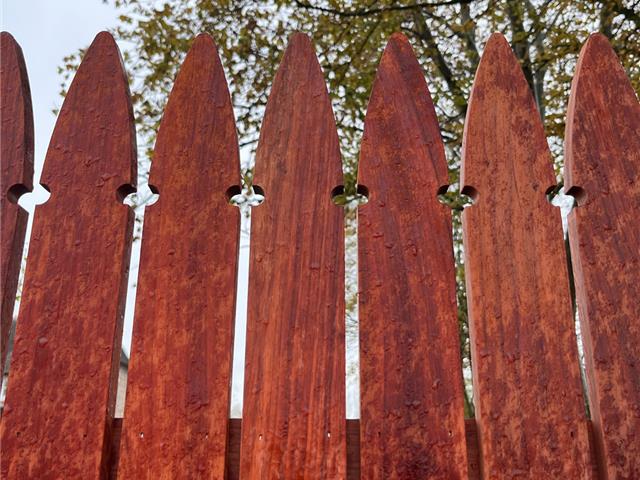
90 30 118 49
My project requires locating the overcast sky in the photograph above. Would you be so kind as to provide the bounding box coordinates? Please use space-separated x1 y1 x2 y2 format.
2 0 119 174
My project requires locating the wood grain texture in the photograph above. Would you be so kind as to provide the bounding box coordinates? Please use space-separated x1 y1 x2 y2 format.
0 32 34 375
228 418 480 480
110 418 123 480
461 33 592 478
147 417 597 479
564 33 640 479
357 33 468 479
240 33 346 478
117 34 240 479
0 32 135 478
465 419 481 480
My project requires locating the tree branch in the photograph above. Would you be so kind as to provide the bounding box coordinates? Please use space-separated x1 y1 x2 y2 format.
458 3 480 69
411 9 467 117
294 0 475 18
524 0 553 119
614 4 640 31
506 0 535 96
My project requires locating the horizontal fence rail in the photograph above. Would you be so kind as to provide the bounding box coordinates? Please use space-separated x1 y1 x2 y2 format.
0 29 638 479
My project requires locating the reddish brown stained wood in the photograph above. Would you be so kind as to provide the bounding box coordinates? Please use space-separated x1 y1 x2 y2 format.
240 33 346 478
464 419 481 480
117 34 240 479
110 418 123 480
227 418 242 480
230 418 470 479
461 33 592 478
345 419 360 480
0 32 136 478
0 32 34 375
229 419 459 480
236 418 361 480
564 33 640 479
220 418 598 480
357 33 468 479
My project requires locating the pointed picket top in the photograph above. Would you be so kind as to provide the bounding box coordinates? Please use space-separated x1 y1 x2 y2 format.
0 32 33 375
118 33 240 478
358 33 449 189
358 33 468 478
41 31 135 191
461 33 594 476
565 33 640 197
564 33 640 478
241 32 346 478
251 31 344 187
133 32 239 189
461 32 557 195
1 32 136 478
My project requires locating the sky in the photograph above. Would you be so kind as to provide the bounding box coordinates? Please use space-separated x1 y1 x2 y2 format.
2 0 119 174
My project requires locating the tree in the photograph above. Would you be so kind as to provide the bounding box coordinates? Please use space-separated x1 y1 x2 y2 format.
61 0 640 415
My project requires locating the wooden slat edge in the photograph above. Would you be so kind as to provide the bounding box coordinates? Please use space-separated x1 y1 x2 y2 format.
240 32 346 478
0 32 34 376
564 33 640 479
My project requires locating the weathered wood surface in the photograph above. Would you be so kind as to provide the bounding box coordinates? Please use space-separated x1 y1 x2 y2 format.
0 32 136 478
231 418 466 480
0 32 33 375
461 33 593 477
117 34 240 479
357 33 468 479
110 418 123 480
231 418 475 480
565 33 640 479
114 416 597 478
240 33 346 478
465 419 481 480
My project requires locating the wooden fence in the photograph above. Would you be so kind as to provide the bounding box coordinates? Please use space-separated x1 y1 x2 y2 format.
0 29 638 479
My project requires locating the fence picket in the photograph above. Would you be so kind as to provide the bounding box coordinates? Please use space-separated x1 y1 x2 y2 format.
117 34 240 478
240 33 346 478
0 32 136 478
461 33 593 477
357 33 468 478
2 29 638 477
0 33 34 376
564 33 640 479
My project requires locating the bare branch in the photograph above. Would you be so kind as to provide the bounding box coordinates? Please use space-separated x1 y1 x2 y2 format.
294 0 475 18
411 10 467 117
